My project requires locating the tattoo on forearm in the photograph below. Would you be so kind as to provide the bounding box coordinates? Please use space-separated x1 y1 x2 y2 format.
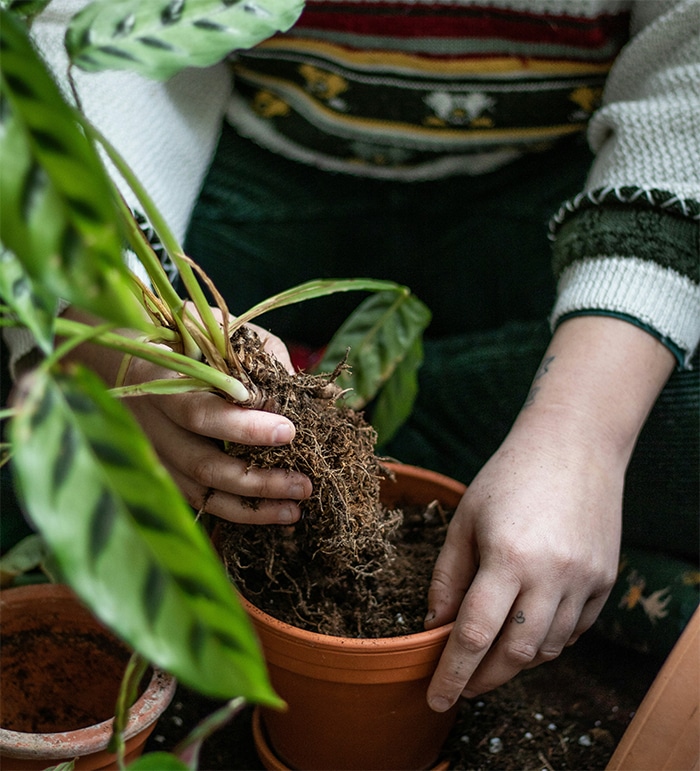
523 355 555 408
511 611 526 624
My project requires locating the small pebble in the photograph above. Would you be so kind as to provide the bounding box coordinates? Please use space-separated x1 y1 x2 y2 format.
476 701 485 708
534 712 544 721
578 734 593 747
524 731 533 740
547 722 557 731
489 737 503 754
171 715 183 727
395 613 405 625
153 735 165 744
460 735 470 744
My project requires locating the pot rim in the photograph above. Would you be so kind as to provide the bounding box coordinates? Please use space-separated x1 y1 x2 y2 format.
0 669 176 759
241 593 455 651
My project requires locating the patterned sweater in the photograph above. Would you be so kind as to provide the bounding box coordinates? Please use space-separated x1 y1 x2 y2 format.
229 0 632 178
7 0 700 371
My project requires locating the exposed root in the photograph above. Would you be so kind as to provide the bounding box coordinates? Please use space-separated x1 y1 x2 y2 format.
216 327 449 637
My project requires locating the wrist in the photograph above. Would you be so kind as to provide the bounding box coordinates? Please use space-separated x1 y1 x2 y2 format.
513 315 675 461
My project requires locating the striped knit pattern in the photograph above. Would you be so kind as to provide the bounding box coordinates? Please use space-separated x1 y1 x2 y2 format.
229 0 630 177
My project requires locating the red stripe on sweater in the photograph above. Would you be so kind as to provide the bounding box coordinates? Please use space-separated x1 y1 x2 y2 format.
293 4 629 50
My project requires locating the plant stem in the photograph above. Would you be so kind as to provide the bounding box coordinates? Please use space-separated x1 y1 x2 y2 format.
54 317 249 402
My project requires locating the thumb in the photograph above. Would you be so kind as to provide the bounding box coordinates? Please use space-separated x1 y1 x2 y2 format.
425 518 477 629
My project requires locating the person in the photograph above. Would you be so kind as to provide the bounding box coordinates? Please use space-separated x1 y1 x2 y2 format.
8 0 699 714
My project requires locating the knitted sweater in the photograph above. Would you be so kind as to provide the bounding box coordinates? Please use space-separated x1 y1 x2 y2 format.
6 0 700 371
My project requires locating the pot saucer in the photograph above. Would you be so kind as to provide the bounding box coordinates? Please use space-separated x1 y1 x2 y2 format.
252 707 451 771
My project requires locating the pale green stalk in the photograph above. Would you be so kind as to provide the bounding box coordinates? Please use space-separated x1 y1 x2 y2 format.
54 317 249 402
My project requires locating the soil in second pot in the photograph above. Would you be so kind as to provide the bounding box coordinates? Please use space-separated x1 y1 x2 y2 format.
217 327 451 638
0 626 131 732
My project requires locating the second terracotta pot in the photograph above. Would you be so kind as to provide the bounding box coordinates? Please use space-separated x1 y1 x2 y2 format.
242 462 466 771
0 584 177 771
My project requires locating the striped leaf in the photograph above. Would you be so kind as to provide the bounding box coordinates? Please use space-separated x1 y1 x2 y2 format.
66 0 305 81
317 289 431 423
0 247 55 355
0 10 144 330
10 365 281 705
0 0 52 21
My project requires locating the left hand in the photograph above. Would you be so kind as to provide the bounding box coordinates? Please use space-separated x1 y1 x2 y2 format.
423 315 676 711
424 421 622 711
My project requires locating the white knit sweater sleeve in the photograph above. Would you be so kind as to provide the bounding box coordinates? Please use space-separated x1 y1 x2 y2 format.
4 0 232 374
549 0 700 367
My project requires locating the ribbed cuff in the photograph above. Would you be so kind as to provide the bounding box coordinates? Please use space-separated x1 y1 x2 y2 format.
550 257 700 369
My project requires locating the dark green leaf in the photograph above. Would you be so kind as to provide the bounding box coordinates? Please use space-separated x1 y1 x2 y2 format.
371 334 423 446
66 0 306 80
10 366 281 704
1 0 52 22
318 289 431 412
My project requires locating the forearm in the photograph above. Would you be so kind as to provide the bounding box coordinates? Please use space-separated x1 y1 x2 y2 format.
511 315 676 465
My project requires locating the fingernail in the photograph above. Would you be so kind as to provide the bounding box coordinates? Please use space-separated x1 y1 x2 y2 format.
428 696 451 713
424 609 436 625
278 505 297 524
290 482 309 500
272 423 294 444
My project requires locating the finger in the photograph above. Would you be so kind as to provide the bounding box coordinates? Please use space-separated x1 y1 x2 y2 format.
425 517 478 629
167 466 304 525
462 592 560 695
427 569 520 712
165 435 311 501
159 391 297 446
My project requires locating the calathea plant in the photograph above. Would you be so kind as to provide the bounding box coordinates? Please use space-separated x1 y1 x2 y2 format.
0 0 430 766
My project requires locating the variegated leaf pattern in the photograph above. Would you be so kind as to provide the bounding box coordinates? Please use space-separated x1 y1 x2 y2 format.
10 365 281 705
0 0 52 21
66 0 305 81
0 247 56 355
0 10 144 330
318 289 431 415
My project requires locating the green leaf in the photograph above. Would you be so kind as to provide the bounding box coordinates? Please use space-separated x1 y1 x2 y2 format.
0 247 55 354
66 0 306 81
126 754 189 771
0 10 145 330
0 0 52 22
233 278 406 330
10 366 281 705
371 333 423 446
0 533 49 587
318 289 431 412
174 697 246 770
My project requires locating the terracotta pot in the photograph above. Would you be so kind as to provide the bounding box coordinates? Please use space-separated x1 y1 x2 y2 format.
0 584 177 771
606 604 700 771
242 462 466 771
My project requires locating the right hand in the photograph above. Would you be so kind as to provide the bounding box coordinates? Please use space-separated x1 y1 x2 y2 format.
122 324 312 524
